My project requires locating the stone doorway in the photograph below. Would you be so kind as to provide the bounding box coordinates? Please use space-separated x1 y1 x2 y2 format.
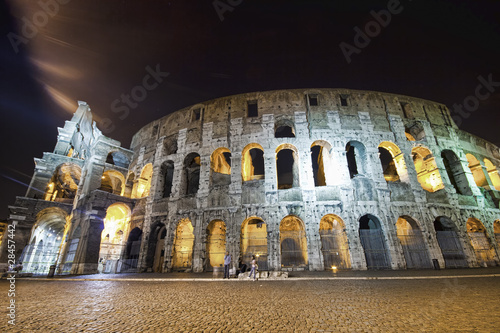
359 215 390 269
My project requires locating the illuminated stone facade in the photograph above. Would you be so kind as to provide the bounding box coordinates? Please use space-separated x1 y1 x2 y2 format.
2 89 500 275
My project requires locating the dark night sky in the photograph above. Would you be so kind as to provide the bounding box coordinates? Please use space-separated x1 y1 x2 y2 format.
1 0 499 220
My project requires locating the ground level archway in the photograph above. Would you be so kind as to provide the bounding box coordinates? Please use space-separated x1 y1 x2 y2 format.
319 214 351 269
171 218 194 271
280 215 308 269
206 220 227 271
359 215 391 269
98 203 131 273
466 218 497 267
434 216 468 268
21 208 68 275
396 216 432 269
240 217 268 270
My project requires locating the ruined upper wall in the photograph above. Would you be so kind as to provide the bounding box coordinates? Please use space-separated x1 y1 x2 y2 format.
130 88 456 150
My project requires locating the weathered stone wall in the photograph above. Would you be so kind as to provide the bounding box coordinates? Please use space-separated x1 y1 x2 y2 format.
2 89 500 275
124 88 500 273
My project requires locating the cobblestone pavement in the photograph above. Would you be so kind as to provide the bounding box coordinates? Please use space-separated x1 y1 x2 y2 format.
1 276 499 332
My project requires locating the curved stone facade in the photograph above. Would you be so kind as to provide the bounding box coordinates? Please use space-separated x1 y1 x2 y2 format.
3 89 500 275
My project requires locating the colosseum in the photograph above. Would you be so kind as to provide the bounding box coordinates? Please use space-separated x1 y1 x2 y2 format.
2 88 500 276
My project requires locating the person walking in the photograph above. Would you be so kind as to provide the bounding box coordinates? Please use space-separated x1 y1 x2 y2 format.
248 255 257 281
223 251 231 279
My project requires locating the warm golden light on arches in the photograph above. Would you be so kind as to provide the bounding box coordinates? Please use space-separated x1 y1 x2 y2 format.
172 218 194 269
484 159 500 191
206 220 227 268
466 154 488 188
412 146 444 192
379 141 409 183
241 143 265 181
133 163 153 198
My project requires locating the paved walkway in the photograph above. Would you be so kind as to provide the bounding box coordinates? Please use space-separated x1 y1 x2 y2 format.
12 266 500 281
1 270 499 332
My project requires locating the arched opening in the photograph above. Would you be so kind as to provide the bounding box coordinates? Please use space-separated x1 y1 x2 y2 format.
105 151 129 168
466 218 497 267
345 141 367 179
183 153 201 196
280 215 308 269
172 218 194 270
99 170 125 195
44 163 81 202
152 226 166 272
319 214 351 269
495 220 500 247
98 204 131 273
206 220 226 271
275 119 295 138
359 215 390 269
466 154 488 189
311 141 334 187
21 208 68 275
133 164 153 198
242 144 265 181
441 150 473 195
240 217 268 270
210 148 231 186
396 216 432 268
61 225 81 274
122 227 142 271
412 146 444 192
124 173 135 198
276 144 299 189
161 161 174 198
484 159 500 191
378 142 408 183
434 216 468 268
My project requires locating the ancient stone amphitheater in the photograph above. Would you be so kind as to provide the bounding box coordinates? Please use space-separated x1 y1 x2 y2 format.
3 88 500 275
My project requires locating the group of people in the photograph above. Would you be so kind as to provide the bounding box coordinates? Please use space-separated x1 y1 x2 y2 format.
223 252 258 281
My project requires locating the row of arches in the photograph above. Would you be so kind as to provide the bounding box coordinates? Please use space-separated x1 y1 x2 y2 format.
153 141 500 198
17 205 500 275
100 164 153 199
18 204 144 275
159 214 500 272
43 142 499 204
41 162 154 202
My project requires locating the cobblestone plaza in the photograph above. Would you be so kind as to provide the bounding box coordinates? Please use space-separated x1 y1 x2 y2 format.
1 273 499 332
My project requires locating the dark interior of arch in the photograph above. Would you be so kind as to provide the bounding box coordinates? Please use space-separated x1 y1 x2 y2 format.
184 154 201 195
359 215 381 229
277 149 295 189
434 217 455 231
249 148 265 176
378 147 399 181
162 161 174 198
107 151 129 168
275 125 295 138
311 145 326 186
346 143 358 178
